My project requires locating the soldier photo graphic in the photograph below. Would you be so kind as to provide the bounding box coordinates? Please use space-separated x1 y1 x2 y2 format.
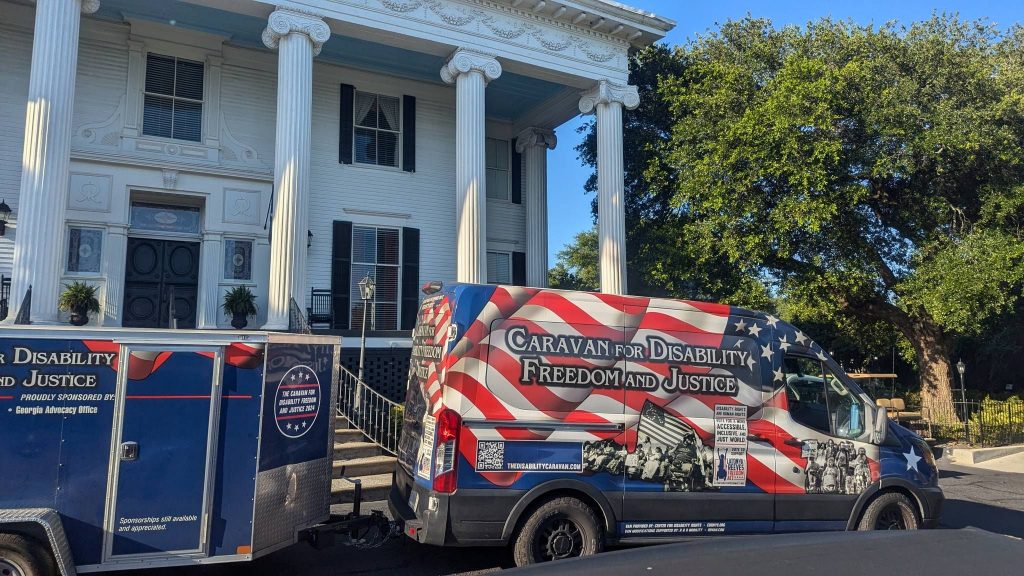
801 439 871 495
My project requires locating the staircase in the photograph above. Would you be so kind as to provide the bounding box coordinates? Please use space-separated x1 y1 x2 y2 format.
331 416 397 505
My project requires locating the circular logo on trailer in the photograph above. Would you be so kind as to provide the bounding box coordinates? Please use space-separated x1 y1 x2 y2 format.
273 365 321 439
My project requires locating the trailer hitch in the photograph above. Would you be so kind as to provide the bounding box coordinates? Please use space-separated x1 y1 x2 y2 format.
300 478 402 550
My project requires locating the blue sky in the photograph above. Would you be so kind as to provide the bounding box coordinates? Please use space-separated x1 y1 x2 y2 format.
547 0 1024 263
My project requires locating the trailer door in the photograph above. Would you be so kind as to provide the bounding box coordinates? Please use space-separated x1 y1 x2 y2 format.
104 346 222 560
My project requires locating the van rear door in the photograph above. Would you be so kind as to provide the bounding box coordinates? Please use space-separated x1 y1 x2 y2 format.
397 294 452 481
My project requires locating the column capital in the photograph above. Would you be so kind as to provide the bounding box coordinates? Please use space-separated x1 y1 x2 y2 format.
515 127 557 152
578 80 639 114
81 0 101 14
262 8 331 56
440 49 502 85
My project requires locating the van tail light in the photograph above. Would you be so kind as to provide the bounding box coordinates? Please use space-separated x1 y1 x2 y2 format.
432 408 461 494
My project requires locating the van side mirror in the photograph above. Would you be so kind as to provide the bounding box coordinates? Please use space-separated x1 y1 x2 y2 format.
872 406 888 444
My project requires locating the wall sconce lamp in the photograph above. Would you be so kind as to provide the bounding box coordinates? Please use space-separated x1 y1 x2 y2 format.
0 199 11 237
307 229 313 248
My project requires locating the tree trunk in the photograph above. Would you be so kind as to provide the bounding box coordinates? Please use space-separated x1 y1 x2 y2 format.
903 317 957 423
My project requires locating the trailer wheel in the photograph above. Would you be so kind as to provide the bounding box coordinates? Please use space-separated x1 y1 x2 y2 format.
857 492 920 531
512 497 603 567
0 533 54 576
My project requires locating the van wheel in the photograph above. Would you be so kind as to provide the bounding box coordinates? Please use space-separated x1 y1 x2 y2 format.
512 497 603 567
0 534 55 576
857 492 920 531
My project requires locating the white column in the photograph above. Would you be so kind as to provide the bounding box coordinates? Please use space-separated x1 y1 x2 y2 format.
516 127 556 288
101 224 127 326
197 232 223 329
579 80 639 295
441 49 501 284
8 0 99 324
261 9 330 330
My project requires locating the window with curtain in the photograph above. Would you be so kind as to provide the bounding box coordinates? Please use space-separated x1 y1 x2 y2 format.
486 138 511 200
487 251 512 284
351 226 400 330
142 53 204 142
354 91 401 167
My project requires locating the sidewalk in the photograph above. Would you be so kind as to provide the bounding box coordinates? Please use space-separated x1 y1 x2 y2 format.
943 444 1024 473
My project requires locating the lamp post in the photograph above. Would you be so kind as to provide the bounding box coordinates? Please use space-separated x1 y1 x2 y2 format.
0 199 10 237
956 359 968 442
357 274 376 384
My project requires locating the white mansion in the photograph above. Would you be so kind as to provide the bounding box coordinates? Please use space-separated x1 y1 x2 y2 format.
0 0 671 365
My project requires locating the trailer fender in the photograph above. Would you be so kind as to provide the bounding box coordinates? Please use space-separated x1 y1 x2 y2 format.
500 480 617 543
0 508 75 576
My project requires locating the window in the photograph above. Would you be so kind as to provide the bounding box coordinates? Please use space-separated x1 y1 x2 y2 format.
143 53 204 142
486 138 511 200
487 251 512 284
351 226 400 330
130 203 202 235
354 91 400 167
782 354 866 439
224 239 253 281
67 228 103 274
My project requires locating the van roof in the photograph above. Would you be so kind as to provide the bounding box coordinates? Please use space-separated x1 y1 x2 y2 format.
438 282 773 323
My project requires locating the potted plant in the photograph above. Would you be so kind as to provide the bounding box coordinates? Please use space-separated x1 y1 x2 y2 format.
223 285 257 329
58 281 101 326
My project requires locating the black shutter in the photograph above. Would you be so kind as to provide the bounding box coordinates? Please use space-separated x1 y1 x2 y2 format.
402 95 416 173
511 141 522 204
512 251 526 286
401 227 420 330
339 84 354 164
331 221 353 329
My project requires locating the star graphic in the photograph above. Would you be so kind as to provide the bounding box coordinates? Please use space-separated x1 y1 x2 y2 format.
289 374 297 382
734 339 744 349
746 355 757 371
286 423 293 430
795 330 809 345
748 323 763 338
904 446 922 472
303 372 310 382
302 421 308 428
778 335 791 352
733 318 748 333
773 367 785 382
766 314 779 328
760 344 773 360
816 350 828 361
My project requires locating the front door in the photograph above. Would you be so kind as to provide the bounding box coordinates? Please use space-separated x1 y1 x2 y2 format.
105 346 221 559
123 238 200 328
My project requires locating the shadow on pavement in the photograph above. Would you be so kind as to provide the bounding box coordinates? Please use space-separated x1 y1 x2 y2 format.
941 499 1024 538
938 468 969 479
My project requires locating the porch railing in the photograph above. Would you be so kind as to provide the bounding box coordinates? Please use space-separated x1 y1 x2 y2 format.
337 364 403 456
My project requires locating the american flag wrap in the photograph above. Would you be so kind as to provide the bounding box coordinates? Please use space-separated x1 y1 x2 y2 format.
638 400 699 450
411 284 881 494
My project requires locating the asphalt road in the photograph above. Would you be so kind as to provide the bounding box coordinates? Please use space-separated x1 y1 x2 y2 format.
124 453 1024 576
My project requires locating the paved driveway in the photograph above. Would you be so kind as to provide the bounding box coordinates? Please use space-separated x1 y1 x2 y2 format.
124 454 1024 576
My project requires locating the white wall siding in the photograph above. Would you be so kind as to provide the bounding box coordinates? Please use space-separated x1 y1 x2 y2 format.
0 23 32 277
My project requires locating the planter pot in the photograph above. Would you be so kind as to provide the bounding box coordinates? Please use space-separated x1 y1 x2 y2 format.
69 306 89 326
230 312 248 330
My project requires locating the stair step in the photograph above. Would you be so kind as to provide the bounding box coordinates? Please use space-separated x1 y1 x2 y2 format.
334 441 381 460
331 473 393 504
333 455 396 478
334 428 365 443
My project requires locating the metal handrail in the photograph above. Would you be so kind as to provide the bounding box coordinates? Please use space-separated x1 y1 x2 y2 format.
289 297 312 334
337 364 403 456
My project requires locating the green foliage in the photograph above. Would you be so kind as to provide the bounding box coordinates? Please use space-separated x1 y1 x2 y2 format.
222 285 258 318
935 396 1024 446
58 281 100 314
659 16 1024 337
549 229 599 291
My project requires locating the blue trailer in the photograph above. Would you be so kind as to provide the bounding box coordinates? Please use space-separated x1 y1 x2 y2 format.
0 327 347 575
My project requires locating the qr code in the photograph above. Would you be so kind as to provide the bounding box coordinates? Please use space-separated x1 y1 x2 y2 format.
477 441 505 471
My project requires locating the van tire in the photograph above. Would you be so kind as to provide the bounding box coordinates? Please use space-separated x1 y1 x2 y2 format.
512 496 603 567
857 492 920 531
0 533 55 576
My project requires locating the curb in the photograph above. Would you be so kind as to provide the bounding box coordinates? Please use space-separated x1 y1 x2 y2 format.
946 444 1024 465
